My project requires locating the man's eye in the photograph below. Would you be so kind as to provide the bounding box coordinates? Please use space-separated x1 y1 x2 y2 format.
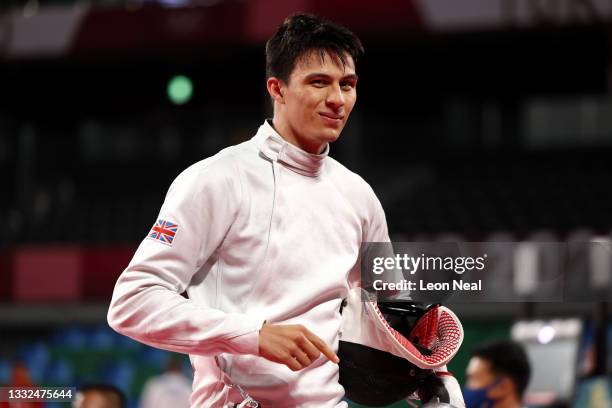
341 82 355 90
311 80 326 86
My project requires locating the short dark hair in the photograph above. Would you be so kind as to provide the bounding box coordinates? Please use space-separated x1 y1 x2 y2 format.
78 383 126 408
471 340 531 398
265 13 364 83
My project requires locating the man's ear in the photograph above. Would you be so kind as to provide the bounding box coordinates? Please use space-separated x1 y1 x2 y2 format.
267 77 285 104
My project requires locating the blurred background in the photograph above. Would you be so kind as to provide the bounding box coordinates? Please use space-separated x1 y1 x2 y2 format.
1 0 611 406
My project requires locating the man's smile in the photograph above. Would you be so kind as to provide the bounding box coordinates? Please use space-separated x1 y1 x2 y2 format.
319 112 344 125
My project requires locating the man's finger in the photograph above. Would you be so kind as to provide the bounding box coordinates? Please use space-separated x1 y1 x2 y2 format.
300 339 322 361
305 332 339 363
285 355 303 371
292 348 312 367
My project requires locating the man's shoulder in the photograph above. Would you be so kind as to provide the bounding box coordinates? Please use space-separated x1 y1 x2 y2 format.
172 139 256 187
326 156 375 195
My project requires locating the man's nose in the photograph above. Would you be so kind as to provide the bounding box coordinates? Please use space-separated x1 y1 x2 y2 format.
326 84 345 109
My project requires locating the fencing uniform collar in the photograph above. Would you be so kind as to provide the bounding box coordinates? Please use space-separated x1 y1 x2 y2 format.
254 120 329 177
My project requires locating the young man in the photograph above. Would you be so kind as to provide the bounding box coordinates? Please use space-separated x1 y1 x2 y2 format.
107 14 387 406
464 340 531 408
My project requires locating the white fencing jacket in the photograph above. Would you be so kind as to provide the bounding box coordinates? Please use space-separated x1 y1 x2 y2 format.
107 120 390 407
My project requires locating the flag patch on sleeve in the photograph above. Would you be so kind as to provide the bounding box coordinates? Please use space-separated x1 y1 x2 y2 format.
148 219 178 246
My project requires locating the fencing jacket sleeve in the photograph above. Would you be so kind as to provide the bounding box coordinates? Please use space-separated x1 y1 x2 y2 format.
107 155 265 357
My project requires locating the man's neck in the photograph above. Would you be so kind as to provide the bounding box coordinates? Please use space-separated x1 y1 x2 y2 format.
270 118 326 154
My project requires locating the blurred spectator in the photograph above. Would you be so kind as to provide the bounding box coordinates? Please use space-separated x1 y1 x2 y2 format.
73 384 126 408
139 358 191 408
0 361 43 408
463 340 531 408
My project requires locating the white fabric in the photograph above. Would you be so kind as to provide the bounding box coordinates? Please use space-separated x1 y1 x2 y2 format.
107 120 390 407
139 372 192 408
437 375 465 408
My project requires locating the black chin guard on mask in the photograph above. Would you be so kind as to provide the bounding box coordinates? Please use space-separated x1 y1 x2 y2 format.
339 341 436 406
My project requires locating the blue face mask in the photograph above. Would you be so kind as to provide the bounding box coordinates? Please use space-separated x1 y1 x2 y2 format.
462 379 502 408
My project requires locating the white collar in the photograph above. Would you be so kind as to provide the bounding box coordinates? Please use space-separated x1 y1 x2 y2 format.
253 120 329 177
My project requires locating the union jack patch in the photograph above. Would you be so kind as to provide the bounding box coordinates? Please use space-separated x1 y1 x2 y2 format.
148 219 178 246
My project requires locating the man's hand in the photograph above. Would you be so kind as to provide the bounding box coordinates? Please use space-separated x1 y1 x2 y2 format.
258 323 340 371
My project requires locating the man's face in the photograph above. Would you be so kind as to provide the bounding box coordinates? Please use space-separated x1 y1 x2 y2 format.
466 357 498 390
271 50 358 154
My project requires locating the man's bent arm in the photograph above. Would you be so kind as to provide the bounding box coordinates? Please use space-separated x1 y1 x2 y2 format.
107 156 265 356
108 267 265 356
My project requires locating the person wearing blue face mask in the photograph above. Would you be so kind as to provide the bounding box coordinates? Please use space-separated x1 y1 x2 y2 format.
463 340 531 408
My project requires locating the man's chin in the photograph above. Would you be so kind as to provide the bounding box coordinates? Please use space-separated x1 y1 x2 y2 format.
320 128 342 143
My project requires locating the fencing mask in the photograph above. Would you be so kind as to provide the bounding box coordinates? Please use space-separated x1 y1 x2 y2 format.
338 287 464 406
